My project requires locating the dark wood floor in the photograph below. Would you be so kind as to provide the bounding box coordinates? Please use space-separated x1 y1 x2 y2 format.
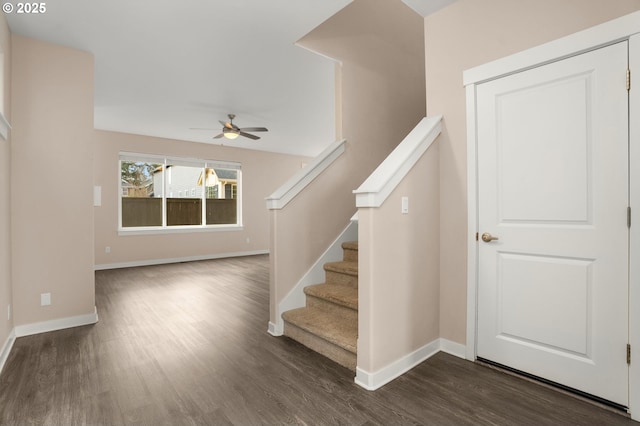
0 255 635 425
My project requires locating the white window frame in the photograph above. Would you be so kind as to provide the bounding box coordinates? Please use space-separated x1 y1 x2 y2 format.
0 49 10 140
118 152 243 235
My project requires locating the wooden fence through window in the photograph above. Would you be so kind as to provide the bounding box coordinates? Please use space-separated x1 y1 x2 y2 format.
122 197 237 227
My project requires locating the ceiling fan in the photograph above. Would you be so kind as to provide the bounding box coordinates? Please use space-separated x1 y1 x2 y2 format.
191 114 268 140
194 114 268 141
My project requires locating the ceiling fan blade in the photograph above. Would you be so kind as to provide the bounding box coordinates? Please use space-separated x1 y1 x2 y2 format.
239 127 268 132
213 133 224 139
240 131 260 140
220 120 234 130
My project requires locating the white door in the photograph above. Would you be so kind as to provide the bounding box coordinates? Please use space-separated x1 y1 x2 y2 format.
476 42 629 406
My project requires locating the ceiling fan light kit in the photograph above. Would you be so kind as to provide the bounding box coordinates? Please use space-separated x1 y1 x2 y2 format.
223 128 240 140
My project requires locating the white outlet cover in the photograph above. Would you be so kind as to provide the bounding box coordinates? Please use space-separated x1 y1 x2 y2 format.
41 293 51 306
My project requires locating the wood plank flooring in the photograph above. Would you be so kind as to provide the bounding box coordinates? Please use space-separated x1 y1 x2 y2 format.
0 255 635 425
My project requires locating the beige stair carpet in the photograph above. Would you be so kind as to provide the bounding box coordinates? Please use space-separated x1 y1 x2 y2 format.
282 241 358 370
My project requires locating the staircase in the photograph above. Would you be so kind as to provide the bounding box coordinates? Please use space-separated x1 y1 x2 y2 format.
282 241 358 370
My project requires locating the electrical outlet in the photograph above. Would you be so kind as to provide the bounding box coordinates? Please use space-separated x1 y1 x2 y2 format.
41 293 51 306
7 304 10 321
105 246 111 254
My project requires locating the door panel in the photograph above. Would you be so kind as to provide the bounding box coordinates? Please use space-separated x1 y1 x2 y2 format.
476 42 629 406
498 74 591 224
497 253 592 356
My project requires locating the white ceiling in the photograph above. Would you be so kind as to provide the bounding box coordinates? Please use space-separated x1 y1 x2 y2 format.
6 0 456 157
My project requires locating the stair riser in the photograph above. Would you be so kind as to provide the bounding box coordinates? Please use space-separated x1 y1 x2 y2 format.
343 248 358 263
325 270 357 287
284 322 357 370
306 296 357 322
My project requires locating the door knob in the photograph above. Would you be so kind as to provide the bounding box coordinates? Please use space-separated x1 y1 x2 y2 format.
481 232 499 243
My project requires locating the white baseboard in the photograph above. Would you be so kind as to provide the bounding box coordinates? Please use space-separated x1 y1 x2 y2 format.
94 250 269 270
0 328 16 375
15 307 99 337
267 321 283 336
354 338 467 391
355 339 441 390
439 338 466 359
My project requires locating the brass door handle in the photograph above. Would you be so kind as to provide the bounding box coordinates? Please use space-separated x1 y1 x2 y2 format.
481 232 499 243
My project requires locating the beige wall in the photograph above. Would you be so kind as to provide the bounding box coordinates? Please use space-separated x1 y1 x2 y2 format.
358 143 440 372
94 130 308 266
11 35 95 325
270 0 426 325
425 0 640 344
0 13 11 347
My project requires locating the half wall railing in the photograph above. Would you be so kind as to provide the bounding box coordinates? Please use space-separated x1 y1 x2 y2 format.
266 139 346 210
353 115 442 208
266 138 348 336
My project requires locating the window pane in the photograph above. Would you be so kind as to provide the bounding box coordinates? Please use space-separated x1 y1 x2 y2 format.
121 161 162 227
166 165 202 226
206 168 238 225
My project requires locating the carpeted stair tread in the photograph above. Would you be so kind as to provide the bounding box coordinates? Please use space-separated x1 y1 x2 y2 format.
342 241 358 251
282 307 357 354
305 283 358 311
324 261 358 276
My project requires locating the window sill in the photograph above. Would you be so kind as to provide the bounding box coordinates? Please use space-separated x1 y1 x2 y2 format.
118 225 243 236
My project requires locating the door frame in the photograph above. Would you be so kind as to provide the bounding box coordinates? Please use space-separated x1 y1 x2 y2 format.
464 11 640 420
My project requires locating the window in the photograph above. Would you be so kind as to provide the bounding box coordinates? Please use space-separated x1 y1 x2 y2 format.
120 153 241 231
0 50 9 140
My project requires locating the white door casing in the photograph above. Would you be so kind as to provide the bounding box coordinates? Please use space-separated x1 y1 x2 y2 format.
629 32 640 423
474 42 628 406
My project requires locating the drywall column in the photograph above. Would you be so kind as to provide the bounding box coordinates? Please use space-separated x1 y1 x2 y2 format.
11 36 96 327
356 141 440 389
